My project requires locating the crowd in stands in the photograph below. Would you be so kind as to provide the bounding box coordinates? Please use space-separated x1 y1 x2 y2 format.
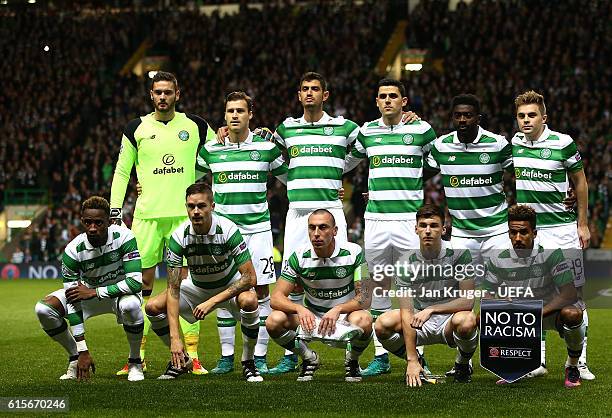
1 0 609 262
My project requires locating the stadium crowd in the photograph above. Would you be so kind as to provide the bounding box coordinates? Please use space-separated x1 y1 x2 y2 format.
1 0 609 262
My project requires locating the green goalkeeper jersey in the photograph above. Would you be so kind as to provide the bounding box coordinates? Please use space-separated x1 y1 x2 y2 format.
110 112 214 219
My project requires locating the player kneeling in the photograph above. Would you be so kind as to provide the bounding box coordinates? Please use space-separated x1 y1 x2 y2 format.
145 183 262 382
375 204 478 386
34 197 145 382
266 209 372 382
484 205 585 388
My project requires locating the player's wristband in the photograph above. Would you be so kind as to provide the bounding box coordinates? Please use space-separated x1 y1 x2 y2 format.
76 340 88 353
110 208 122 225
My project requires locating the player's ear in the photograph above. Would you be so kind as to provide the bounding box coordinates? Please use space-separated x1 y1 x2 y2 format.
249 111 253 121
175 89 180 102
322 90 330 102
402 96 408 107
333 225 338 236
542 114 547 123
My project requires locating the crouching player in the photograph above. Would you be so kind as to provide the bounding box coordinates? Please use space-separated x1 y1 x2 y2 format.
483 205 585 387
375 204 479 386
145 183 263 382
34 197 145 381
266 209 372 382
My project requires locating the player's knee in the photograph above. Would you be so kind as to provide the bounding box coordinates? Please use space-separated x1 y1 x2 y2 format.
118 296 143 321
265 310 287 334
560 306 582 327
454 311 477 336
144 297 162 317
349 311 372 331
238 290 258 311
35 296 64 320
374 312 395 339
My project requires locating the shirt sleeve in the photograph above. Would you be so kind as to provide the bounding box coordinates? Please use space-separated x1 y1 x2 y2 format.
561 139 584 172
110 119 140 209
421 125 437 154
480 259 501 292
346 120 360 146
548 249 574 287
167 228 186 268
270 144 289 184
280 252 300 284
273 124 286 149
95 233 143 299
500 138 513 169
344 130 366 173
226 225 251 267
425 142 439 169
353 248 365 282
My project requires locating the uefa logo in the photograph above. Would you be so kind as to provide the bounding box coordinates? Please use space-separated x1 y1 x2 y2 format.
489 347 500 357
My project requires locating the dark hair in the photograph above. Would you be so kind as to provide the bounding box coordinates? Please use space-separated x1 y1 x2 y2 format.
515 90 546 116
185 182 213 201
451 94 480 114
416 204 445 223
151 71 179 91
378 78 406 97
299 72 327 91
508 204 537 230
309 208 336 226
225 91 253 112
82 196 110 216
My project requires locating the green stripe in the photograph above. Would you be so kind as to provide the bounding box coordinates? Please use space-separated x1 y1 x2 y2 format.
433 151 508 165
241 324 259 339
67 311 84 326
451 210 507 230
106 284 121 297
123 259 141 274
367 199 422 214
513 147 568 161
126 277 142 293
287 188 338 202
369 177 422 191
517 190 566 205
447 194 505 210
219 211 269 227
119 237 138 254
288 166 342 180
537 211 576 226
62 253 80 273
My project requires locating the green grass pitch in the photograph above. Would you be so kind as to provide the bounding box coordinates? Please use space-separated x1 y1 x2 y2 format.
1 279 610 417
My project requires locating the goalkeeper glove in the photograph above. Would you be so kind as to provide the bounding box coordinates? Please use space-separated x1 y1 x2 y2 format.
254 127 274 142
110 208 122 225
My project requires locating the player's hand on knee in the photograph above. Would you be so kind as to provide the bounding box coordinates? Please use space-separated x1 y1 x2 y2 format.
297 306 316 333
411 308 432 329
405 359 423 387
319 307 341 337
110 208 122 226
170 337 185 368
77 351 95 381
193 300 214 320
66 282 97 303
254 127 274 142
216 126 229 144
401 111 420 124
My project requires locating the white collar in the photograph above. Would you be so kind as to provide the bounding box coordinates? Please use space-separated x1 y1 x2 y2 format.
299 111 332 125
452 126 484 145
310 239 341 259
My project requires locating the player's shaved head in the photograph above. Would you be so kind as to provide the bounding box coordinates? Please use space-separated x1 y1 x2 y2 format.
151 71 178 91
185 182 213 202
309 208 336 227
82 196 110 217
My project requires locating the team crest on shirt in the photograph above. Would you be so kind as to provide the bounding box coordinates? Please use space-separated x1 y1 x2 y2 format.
178 130 189 141
109 252 120 262
479 153 490 164
402 134 414 145
540 148 552 159
250 151 261 161
335 267 348 278
531 266 542 277
324 126 334 136
211 245 223 256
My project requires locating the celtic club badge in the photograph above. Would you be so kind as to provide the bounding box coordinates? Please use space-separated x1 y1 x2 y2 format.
479 153 490 164
178 130 189 141
540 148 551 159
402 134 414 145
250 150 261 161
335 267 347 278
324 126 334 136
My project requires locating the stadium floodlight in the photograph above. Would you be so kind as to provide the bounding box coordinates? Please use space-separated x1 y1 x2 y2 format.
404 64 423 71
7 220 32 228
148 70 158 79
28 0 36 3
0 1 7 6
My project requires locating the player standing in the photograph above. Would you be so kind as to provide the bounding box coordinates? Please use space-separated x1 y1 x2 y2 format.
110 71 214 375
267 72 359 373
266 209 372 382
343 79 437 376
145 183 262 382
512 91 594 380
34 197 145 381
196 92 288 374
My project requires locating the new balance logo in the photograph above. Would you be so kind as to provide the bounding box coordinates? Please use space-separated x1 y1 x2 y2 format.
448 156 456 161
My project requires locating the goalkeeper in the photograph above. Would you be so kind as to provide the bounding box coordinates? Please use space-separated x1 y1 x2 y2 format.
265 209 372 382
110 71 214 375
